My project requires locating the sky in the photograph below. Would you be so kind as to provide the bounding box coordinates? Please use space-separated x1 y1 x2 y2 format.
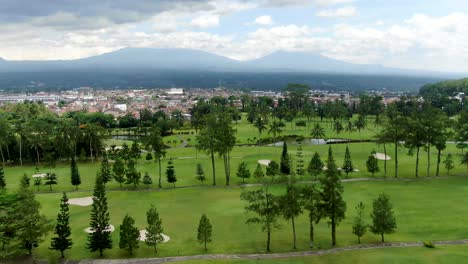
1 0 468 72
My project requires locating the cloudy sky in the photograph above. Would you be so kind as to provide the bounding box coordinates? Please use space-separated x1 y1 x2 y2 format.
1 0 468 72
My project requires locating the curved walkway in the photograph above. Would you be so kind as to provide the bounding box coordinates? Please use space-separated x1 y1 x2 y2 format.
76 238 468 263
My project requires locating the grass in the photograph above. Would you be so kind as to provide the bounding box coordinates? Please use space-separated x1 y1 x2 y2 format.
32 176 468 261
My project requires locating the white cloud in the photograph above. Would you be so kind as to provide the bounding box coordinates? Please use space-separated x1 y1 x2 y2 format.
254 15 273 25
263 0 354 7
190 14 220 28
316 6 357 18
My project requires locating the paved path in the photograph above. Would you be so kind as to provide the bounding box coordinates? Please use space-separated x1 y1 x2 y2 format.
75 238 468 263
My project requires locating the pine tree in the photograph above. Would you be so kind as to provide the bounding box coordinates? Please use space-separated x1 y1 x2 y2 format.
50 192 72 258
342 146 354 178
87 176 112 256
280 142 291 175
125 159 141 188
197 214 212 251
370 193 397 242
145 205 164 253
295 143 305 178
319 146 346 246
266 160 279 182
366 151 380 177
113 158 126 188
0 166 6 189
130 141 142 161
20 173 30 189
279 184 303 249
44 173 58 191
166 158 177 188
444 153 455 176
308 152 324 180
142 172 152 189
301 185 320 248
119 214 140 255
34 177 42 191
99 158 113 184
352 202 367 243
145 152 153 162
253 164 265 180
236 162 251 183
196 163 206 184
70 158 81 190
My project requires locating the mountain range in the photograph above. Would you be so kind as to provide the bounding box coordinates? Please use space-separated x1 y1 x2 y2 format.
0 48 462 91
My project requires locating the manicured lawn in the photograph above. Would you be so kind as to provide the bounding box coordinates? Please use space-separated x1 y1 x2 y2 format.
34 177 468 261
175 245 468 264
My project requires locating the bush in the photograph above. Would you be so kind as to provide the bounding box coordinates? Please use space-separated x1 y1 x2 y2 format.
423 241 435 248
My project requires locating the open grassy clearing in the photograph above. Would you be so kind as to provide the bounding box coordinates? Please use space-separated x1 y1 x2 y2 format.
33 176 468 261
174 245 468 264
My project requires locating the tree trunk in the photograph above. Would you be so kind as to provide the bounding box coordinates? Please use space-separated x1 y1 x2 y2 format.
223 154 229 186
204 239 207 251
381 232 384 242
19 137 23 166
383 143 387 177
158 158 162 188
99 249 103 257
36 145 40 165
331 216 336 246
394 141 398 178
415 146 420 178
309 215 314 248
436 149 441 177
6 144 10 162
358 236 361 243
0 145 4 167
291 216 297 249
266 230 271 252
210 149 216 186
89 140 94 163
427 143 431 177
154 244 157 253
61 250 64 258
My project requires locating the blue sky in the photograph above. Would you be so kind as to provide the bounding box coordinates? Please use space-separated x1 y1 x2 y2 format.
0 0 468 72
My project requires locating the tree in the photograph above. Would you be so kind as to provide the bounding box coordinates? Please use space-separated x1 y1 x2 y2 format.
44 173 58 191
0 166 5 189
381 104 406 178
268 121 284 138
113 158 126 188
266 161 279 182
34 177 42 191
98 158 112 184
342 146 354 178
50 192 72 258
145 152 153 162
241 185 280 252
125 159 141 188
301 185 321 248
70 158 81 190
145 127 166 188
142 172 152 189
352 202 367 243
308 152 324 180
166 158 177 187
87 176 112 256
16 186 51 256
196 163 206 184
20 174 30 189
370 193 397 242
214 112 236 186
254 117 268 138
444 153 455 176
236 162 251 184
319 146 346 246
130 141 142 161
119 214 139 255
253 164 265 180
145 205 164 253
366 151 380 177
280 142 291 175
197 214 213 251
196 116 218 186
462 152 468 175
295 143 305 178
279 184 303 249
310 123 326 139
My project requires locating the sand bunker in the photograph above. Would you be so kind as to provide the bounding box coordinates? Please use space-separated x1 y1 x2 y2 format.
258 160 271 166
69 196 93 206
84 225 115 234
32 173 47 178
178 156 196 159
138 230 170 243
374 153 391 161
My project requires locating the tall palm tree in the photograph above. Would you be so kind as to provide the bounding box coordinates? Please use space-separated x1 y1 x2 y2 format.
310 123 326 139
268 121 284 139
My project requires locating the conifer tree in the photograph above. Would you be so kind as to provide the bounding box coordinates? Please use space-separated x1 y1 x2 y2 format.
196 163 206 184
279 184 303 249
352 202 367 243
342 145 354 178
119 214 139 255
145 205 164 253
370 193 397 242
295 143 305 178
266 160 279 182
236 162 251 183
50 192 72 258
0 166 5 189
70 157 81 190
197 214 212 251
280 142 291 175
301 185 320 248
366 151 380 177
145 152 153 162
99 158 113 184
20 173 30 189
319 146 346 246
142 172 152 189
87 176 112 256
444 153 454 176
253 164 265 180
34 177 42 191
112 158 126 187
125 159 141 187
166 158 177 187
308 152 324 180
130 141 142 161
44 173 58 191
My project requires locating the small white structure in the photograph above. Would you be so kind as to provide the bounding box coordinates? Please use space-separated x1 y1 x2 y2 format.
114 104 127 112
32 173 47 178
167 88 184 95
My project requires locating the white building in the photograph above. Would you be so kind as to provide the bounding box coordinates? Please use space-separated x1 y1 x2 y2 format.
167 88 184 95
114 104 127 112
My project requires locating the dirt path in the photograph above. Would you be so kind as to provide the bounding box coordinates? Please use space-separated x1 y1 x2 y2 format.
75 238 468 263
